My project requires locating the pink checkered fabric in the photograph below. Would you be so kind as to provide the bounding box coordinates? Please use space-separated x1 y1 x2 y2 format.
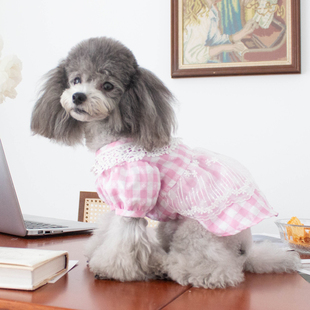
94 139 277 236
199 189 275 236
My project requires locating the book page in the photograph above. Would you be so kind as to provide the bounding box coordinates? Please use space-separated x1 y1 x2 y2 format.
0 247 67 268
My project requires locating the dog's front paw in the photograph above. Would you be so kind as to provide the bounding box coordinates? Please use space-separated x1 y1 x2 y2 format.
88 243 151 282
195 268 244 289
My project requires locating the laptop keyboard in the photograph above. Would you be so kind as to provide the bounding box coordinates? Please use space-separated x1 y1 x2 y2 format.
24 220 67 229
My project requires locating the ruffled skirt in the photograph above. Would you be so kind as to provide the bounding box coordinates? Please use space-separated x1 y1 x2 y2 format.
165 148 277 236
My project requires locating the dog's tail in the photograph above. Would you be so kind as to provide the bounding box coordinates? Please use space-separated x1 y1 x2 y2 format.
244 241 301 273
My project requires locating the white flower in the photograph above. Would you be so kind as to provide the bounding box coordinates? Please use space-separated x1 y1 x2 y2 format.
0 55 22 104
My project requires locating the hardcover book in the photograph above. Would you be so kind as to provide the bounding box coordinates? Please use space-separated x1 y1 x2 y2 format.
0 247 68 290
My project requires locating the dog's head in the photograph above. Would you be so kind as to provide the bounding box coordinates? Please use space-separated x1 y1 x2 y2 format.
31 37 176 151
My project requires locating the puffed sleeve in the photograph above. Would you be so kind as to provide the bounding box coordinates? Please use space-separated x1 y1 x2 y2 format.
95 160 161 218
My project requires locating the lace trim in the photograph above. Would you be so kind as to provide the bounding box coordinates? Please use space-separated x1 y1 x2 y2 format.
183 170 198 178
174 180 256 218
92 138 181 175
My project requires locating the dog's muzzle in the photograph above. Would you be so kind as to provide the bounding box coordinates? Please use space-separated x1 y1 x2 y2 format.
72 92 87 105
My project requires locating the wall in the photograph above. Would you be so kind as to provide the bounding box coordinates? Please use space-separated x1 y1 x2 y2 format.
0 0 308 234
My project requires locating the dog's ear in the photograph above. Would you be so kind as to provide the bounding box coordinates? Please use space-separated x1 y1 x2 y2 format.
118 67 176 151
31 61 83 145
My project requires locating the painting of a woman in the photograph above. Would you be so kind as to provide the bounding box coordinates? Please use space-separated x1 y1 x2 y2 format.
182 0 288 65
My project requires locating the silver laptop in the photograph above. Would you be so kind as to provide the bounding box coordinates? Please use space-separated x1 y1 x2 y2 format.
0 140 97 236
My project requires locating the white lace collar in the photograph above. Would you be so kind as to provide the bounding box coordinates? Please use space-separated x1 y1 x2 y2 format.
92 138 181 175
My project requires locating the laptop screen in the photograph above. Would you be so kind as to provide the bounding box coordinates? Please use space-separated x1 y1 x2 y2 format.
0 140 27 236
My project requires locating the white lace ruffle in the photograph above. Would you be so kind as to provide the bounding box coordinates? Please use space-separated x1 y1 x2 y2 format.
169 179 256 219
92 138 181 175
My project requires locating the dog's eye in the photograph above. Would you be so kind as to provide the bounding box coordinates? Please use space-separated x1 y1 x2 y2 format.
73 77 81 85
102 82 114 91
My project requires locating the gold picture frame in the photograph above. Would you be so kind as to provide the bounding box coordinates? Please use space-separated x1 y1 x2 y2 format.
171 0 300 78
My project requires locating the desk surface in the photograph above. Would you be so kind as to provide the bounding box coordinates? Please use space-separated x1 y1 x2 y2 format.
0 232 309 310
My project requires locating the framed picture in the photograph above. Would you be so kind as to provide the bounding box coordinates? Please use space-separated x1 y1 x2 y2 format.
171 0 300 78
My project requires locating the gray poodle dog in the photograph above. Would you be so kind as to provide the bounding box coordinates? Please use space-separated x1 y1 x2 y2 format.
31 37 300 289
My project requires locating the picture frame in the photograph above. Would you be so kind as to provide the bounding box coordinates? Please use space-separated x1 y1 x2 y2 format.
171 0 300 78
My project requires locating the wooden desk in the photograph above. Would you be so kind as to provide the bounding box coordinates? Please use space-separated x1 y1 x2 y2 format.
0 233 309 310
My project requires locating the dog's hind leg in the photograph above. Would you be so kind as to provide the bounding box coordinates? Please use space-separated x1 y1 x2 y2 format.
87 212 166 282
244 241 300 274
164 219 251 288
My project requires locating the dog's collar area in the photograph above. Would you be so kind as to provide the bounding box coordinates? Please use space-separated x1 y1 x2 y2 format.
92 138 181 175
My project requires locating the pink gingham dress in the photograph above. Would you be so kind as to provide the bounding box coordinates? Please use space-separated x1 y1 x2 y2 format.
93 138 277 236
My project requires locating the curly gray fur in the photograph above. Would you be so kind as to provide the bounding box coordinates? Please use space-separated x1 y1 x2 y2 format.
31 37 176 151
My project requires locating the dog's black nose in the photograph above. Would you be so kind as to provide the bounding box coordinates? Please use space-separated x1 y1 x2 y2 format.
72 92 87 105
